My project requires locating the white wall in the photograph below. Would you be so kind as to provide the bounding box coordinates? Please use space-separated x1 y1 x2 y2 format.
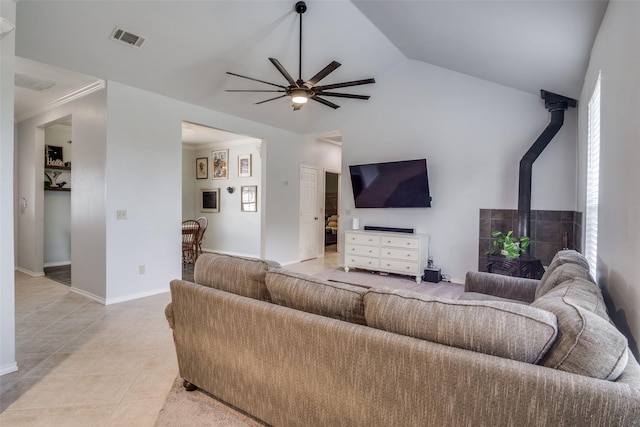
0 1 17 376
17 90 108 301
103 81 314 301
323 59 578 283
578 0 640 355
182 147 196 220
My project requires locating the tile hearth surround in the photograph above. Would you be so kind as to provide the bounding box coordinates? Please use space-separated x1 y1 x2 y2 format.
478 208 583 271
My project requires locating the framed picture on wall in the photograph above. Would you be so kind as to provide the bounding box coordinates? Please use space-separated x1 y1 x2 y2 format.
196 157 208 179
45 145 64 166
238 154 252 177
212 149 228 179
241 185 257 212
200 188 220 213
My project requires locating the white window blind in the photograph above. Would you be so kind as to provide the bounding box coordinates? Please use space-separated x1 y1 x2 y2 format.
585 73 601 278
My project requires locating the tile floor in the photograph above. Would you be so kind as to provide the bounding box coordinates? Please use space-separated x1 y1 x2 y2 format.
0 252 340 426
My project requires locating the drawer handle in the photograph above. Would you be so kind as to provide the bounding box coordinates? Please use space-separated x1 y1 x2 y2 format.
406 266 411 270
406 243 411 246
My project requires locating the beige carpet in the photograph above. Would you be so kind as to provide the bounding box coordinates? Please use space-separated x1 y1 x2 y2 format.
155 377 268 426
313 267 464 300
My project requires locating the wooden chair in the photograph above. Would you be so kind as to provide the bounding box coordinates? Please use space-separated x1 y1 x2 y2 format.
195 216 208 256
181 220 200 265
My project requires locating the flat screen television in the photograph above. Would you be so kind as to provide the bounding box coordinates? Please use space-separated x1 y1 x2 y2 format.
349 159 432 208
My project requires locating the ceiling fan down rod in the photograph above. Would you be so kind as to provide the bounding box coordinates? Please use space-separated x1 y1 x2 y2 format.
296 1 307 84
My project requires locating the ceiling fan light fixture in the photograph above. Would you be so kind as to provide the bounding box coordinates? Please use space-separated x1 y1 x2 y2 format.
290 89 308 104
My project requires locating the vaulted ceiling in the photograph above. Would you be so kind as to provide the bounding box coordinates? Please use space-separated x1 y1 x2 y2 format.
13 0 607 134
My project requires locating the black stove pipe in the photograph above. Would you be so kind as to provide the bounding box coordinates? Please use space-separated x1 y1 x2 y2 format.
518 90 577 255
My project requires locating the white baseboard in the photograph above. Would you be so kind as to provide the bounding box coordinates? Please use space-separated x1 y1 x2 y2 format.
0 362 18 376
69 287 106 305
43 261 71 268
14 267 44 277
104 286 170 305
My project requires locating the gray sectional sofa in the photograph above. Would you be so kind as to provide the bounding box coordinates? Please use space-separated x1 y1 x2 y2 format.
165 251 640 426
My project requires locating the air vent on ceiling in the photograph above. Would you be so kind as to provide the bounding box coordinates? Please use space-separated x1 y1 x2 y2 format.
109 26 146 48
15 73 56 91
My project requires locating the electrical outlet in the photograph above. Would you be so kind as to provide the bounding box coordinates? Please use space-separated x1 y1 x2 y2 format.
116 210 127 220
139 265 145 275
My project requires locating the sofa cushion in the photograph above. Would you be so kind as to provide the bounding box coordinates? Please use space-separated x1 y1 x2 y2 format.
535 262 594 300
364 288 558 364
531 278 628 380
265 270 367 325
193 252 280 301
542 277 608 320
535 251 591 299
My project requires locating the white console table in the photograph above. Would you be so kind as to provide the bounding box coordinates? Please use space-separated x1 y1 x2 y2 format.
344 230 429 283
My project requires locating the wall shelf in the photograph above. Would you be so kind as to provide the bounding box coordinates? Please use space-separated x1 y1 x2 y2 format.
45 165 71 171
45 187 71 192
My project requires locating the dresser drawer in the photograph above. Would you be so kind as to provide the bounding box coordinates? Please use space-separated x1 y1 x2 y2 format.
346 244 381 258
380 259 420 275
380 235 420 249
345 233 380 246
380 247 419 262
346 255 380 270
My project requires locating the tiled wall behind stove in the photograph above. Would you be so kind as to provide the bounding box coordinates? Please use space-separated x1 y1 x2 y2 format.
478 209 582 271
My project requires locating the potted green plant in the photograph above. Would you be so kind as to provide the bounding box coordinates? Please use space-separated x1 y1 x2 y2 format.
488 230 531 260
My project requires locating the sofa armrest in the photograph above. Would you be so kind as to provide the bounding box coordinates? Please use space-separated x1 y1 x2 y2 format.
464 271 538 303
165 302 175 329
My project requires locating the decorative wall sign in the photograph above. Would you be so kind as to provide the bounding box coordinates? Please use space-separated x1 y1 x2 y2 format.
238 154 252 177
196 157 208 179
241 185 257 212
212 149 229 179
200 188 220 213
45 145 64 166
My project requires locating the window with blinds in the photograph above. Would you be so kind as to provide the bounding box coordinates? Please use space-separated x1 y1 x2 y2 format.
585 73 601 278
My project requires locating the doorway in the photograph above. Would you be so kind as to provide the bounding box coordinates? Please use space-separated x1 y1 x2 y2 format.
43 121 72 285
324 171 340 254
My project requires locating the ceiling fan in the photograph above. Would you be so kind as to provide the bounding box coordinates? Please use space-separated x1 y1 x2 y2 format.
226 1 375 111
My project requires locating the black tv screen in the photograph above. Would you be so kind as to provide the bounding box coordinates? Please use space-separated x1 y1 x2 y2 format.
349 159 432 208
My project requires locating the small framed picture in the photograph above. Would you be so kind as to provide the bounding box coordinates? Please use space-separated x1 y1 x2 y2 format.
212 149 228 179
238 154 252 178
241 185 258 212
45 145 64 166
196 157 208 179
200 188 220 213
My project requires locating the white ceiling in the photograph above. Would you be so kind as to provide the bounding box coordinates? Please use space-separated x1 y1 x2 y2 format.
13 0 607 136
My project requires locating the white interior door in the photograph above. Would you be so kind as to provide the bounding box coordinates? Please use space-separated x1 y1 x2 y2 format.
299 165 319 261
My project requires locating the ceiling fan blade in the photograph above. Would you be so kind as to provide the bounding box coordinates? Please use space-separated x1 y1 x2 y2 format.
305 61 341 88
226 90 286 93
314 91 370 100
311 96 340 109
226 72 287 89
314 78 375 91
269 58 298 87
255 94 288 105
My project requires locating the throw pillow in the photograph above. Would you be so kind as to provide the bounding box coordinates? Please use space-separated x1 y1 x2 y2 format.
364 288 558 364
531 282 629 380
535 262 594 299
265 270 367 325
194 252 280 301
